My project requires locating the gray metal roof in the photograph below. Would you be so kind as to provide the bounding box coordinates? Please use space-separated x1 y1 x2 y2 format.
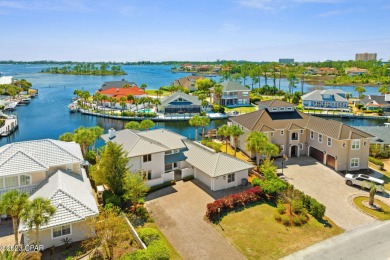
19 169 99 231
160 91 201 106
355 126 390 144
184 140 253 177
220 80 249 92
302 89 347 102
100 80 137 90
360 95 390 107
138 129 187 150
101 129 169 157
0 140 83 177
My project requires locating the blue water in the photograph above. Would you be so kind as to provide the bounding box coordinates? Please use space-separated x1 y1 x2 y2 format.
0 64 385 146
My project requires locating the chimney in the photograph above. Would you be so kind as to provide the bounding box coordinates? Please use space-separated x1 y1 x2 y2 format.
108 128 116 139
385 93 390 102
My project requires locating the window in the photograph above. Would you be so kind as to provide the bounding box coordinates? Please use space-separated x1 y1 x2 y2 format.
327 137 332 147
287 107 293 111
352 140 360 150
143 154 152 162
350 158 359 168
0 178 3 189
242 92 249 96
280 130 284 135
300 130 304 134
147 170 152 180
272 108 278 111
52 225 71 238
20 175 31 186
318 134 322 143
173 162 178 168
4 176 18 188
279 107 285 111
291 132 298 140
310 131 314 139
227 173 235 183
165 164 173 171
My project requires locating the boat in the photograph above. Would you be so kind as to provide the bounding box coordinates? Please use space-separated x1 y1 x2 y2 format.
19 98 31 104
68 103 78 113
5 101 18 111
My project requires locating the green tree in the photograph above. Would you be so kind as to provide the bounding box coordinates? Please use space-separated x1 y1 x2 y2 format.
217 125 231 153
201 99 209 108
230 125 244 157
155 89 163 99
355 86 366 99
91 142 129 195
139 119 155 130
125 121 140 130
140 83 147 91
189 115 202 141
123 172 150 206
362 181 384 206
119 97 127 114
287 72 298 94
59 132 74 142
245 131 270 165
21 197 56 245
0 190 29 245
195 78 213 92
213 84 223 105
378 85 389 95
74 127 96 156
199 116 210 138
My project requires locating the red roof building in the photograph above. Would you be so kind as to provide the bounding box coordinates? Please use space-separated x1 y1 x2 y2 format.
99 87 147 102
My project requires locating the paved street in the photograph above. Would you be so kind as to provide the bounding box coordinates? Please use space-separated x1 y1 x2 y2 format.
283 220 390 260
274 156 384 230
145 180 247 260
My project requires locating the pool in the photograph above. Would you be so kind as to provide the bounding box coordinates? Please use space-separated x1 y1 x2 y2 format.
139 109 153 113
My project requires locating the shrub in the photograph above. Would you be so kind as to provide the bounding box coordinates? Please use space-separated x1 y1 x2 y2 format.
200 139 222 152
138 228 160 246
292 199 304 214
147 241 169 260
308 198 326 219
355 103 364 109
103 190 121 207
277 202 286 214
85 150 97 165
211 104 225 113
257 178 287 197
182 175 194 182
274 212 282 222
148 180 175 193
299 213 309 224
251 177 262 187
369 156 384 167
292 216 302 226
281 215 291 226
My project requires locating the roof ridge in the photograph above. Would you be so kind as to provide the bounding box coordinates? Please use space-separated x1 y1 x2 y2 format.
53 188 97 215
0 150 48 171
212 153 222 177
137 134 170 149
45 139 83 161
55 202 84 220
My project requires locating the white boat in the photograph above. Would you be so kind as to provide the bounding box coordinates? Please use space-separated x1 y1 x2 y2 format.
5 101 18 111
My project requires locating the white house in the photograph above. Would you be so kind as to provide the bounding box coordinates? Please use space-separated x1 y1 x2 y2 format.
0 139 98 248
301 89 349 111
0 76 14 85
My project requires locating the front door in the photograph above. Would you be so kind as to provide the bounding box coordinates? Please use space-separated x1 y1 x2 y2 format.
291 146 297 157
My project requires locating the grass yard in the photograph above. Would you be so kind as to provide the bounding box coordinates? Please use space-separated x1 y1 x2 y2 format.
213 203 343 260
138 222 182 260
146 89 171 97
223 105 257 114
353 196 390 220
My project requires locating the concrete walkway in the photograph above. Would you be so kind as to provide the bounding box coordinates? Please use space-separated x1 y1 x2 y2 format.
283 220 390 260
145 180 246 260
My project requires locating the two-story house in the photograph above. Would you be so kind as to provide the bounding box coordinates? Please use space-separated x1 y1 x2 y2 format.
359 93 390 112
0 139 98 248
230 100 372 171
301 89 349 111
214 81 250 107
172 76 204 92
158 91 202 114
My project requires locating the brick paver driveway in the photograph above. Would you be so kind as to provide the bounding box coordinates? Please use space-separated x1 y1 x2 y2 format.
145 180 247 260
274 156 383 230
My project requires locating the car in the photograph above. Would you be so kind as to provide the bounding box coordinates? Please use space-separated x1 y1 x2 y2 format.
345 173 384 189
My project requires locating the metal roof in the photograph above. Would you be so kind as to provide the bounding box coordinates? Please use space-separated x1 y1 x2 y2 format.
220 80 249 92
165 152 187 164
138 129 187 150
355 126 390 144
160 91 201 106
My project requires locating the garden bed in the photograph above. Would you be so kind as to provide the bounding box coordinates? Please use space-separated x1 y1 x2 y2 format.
352 196 390 220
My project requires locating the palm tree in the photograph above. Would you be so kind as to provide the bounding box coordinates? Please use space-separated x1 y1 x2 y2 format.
355 86 366 99
125 121 140 130
378 85 389 95
230 125 244 157
287 72 298 94
189 115 202 141
213 84 223 105
0 190 29 245
21 197 56 246
152 98 161 112
217 125 231 152
245 131 269 165
127 94 135 107
139 97 148 110
362 181 384 206
199 116 210 138
155 89 163 99
140 83 147 91
119 97 127 115
139 119 155 130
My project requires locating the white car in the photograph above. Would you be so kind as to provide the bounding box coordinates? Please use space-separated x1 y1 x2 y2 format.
345 173 384 189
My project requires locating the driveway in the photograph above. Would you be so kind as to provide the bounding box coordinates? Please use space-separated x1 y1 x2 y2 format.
145 180 247 260
0 220 16 246
274 156 383 230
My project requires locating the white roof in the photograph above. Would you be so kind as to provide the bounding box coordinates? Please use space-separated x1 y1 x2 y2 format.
19 169 99 231
0 76 13 84
184 141 253 177
138 129 187 150
0 139 83 177
101 129 169 157
302 89 347 102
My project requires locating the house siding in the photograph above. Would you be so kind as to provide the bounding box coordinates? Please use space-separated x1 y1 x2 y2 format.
212 170 248 191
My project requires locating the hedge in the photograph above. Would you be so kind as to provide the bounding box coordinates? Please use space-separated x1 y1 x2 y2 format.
369 156 384 167
103 190 121 207
206 186 263 220
148 180 175 194
182 175 194 182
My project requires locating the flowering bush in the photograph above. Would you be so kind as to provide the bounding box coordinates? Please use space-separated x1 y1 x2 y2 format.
206 186 264 220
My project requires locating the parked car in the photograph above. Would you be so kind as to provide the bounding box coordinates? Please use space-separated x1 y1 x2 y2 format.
345 173 384 189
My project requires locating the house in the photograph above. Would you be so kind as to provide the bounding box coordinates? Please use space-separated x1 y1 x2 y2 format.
230 100 372 172
345 67 368 76
98 87 147 109
0 76 14 85
355 126 390 156
172 76 204 92
316 67 338 75
99 79 137 91
158 91 201 114
301 89 349 111
359 93 390 112
215 81 250 107
184 141 253 191
0 139 98 248
356 53 377 61
101 128 253 191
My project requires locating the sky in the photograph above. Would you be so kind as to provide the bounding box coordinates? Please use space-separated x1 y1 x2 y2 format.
0 0 389 62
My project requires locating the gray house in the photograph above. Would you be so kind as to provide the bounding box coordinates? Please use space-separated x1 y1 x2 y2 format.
99 79 137 91
158 91 201 114
215 81 250 107
301 89 349 111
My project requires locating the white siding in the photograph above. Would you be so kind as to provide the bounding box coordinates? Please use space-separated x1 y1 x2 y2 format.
128 152 165 179
212 170 248 191
194 168 211 188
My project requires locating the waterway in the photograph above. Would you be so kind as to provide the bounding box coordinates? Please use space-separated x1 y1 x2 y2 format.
0 64 386 146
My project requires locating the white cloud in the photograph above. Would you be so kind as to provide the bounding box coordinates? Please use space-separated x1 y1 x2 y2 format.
238 0 343 11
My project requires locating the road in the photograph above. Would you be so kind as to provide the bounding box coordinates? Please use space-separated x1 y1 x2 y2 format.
283 220 390 260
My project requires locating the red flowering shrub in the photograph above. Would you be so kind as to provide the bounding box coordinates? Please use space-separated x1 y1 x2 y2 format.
206 186 264 220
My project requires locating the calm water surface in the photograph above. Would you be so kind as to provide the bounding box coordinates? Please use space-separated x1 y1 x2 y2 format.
0 64 385 146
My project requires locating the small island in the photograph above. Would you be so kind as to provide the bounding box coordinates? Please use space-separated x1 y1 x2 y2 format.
41 63 127 76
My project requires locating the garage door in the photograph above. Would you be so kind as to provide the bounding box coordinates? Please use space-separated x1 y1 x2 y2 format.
194 168 211 188
326 155 336 169
309 147 324 162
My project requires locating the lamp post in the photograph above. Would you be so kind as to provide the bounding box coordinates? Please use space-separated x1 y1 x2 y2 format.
281 154 288 175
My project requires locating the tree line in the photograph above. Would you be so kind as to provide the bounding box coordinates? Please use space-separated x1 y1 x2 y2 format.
41 63 127 75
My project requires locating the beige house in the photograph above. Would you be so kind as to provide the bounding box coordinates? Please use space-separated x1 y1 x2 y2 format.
230 100 372 172
0 139 98 248
172 76 204 92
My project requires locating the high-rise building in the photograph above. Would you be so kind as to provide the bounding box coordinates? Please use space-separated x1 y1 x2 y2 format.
279 58 294 64
355 53 377 61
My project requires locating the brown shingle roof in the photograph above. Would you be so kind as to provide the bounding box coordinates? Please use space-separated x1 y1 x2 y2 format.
257 99 295 107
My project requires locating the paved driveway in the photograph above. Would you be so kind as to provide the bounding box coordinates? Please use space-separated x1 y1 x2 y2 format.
274 156 383 230
145 180 246 260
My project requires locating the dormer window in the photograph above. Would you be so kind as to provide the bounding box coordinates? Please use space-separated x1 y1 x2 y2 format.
279 107 285 111
272 108 278 111
287 107 293 111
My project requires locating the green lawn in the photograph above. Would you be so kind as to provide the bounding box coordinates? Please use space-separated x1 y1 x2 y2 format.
138 222 182 260
223 105 257 114
353 196 390 220
213 203 343 260
145 89 171 97
369 163 390 191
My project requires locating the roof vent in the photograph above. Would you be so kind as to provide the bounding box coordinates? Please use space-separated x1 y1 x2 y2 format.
108 128 116 139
